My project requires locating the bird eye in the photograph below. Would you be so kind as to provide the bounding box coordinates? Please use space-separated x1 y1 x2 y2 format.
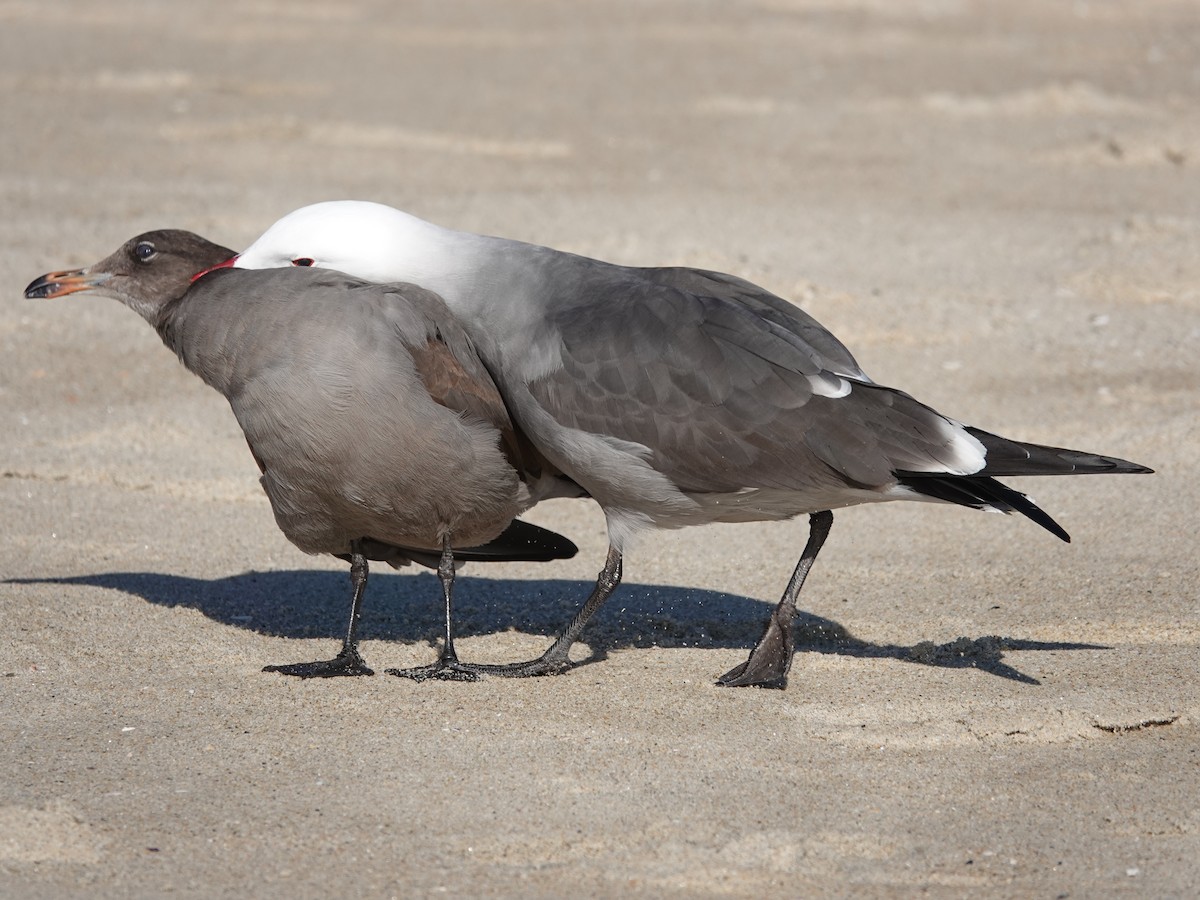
134 241 157 263
292 258 315 267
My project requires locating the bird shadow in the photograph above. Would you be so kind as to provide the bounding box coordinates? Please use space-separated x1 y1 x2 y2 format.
7 570 1108 684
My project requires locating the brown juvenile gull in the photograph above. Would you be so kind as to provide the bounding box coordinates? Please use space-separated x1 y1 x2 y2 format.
233 201 1154 688
24 230 579 680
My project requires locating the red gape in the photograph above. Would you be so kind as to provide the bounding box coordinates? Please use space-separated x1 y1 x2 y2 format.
190 255 238 282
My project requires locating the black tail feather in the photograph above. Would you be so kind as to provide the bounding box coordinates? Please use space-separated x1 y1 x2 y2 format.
897 473 1071 542
966 427 1153 477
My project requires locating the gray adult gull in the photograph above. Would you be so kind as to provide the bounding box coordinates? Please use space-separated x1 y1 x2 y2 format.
234 200 1154 688
24 230 579 680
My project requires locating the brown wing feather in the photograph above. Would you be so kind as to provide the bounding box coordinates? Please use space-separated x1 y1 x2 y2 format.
406 325 565 487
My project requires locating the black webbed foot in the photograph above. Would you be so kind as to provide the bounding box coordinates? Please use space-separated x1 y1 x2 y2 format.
717 510 833 689
716 611 791 689
264 542 375 678
420 545 620 681
385 659 481 683
452 648 575 679
263 645 374 678
386 641 578 681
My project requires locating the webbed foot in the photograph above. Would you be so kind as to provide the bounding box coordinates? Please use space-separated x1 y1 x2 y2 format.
716 611 791 689
264 645 374 678
386 659 481 683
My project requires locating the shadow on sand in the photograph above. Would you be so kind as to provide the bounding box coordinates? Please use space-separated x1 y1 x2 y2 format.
8 569 1108 684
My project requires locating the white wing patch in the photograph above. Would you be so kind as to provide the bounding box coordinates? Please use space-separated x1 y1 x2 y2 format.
808 371 852 399
942 419 988 475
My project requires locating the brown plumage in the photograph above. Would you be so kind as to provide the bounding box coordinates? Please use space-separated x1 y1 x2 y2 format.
25 230 578 679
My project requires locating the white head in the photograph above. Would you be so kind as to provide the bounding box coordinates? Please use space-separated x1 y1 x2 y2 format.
235 200 458 287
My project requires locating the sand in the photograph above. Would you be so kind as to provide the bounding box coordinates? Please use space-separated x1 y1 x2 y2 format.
2 1 1197 896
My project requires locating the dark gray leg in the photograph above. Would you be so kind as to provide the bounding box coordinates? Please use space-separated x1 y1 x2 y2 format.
718 510 834 689
387 542 623 682
387 534 480 682
465 544 623 678
263 540 375 678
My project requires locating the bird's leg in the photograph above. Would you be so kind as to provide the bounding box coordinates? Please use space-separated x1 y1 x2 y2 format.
718 510 834 689
460 544 624 678
386 534 480 682
263 541 375 678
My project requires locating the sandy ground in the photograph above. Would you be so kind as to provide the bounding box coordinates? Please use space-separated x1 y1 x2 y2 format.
2 1 1198 896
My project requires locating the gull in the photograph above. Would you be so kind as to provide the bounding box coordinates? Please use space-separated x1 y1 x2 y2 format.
233 201 1152 687
25 230 579 679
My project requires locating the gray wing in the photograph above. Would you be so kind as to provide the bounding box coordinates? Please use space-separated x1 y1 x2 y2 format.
638 266 871 382
526 276 977 493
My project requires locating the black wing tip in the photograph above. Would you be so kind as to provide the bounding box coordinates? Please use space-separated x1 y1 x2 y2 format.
455 518 578 562
965 427 1154 477
1006 495 1071 543
898 473 1071 542
1042 515 1072 543
1058 455 1154 476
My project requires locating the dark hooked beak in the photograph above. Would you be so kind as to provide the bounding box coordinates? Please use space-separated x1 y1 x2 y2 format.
24 268 113 299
